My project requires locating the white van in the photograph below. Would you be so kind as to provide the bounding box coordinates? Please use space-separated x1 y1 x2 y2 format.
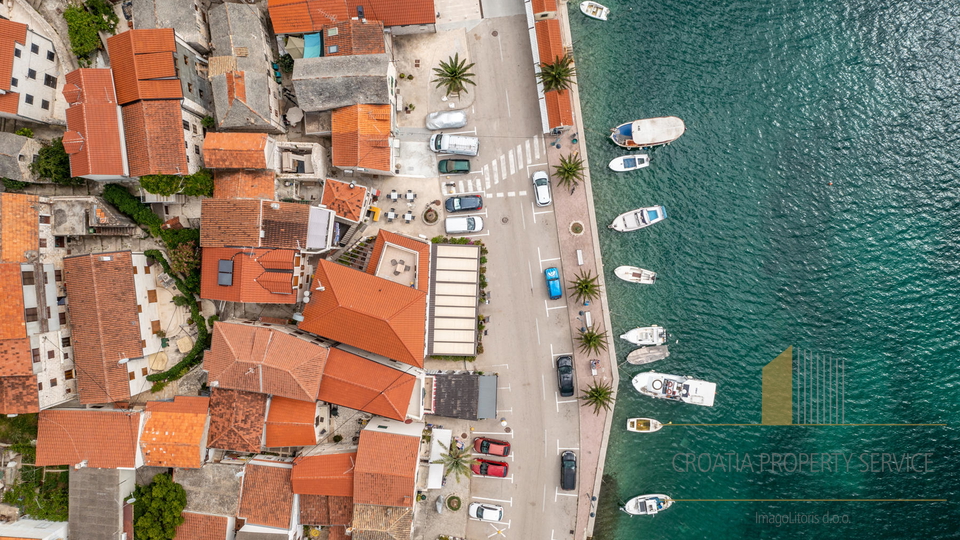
430 133 480 156
445 216 484 234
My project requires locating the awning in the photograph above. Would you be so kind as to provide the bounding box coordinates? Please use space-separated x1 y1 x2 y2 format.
477 376 498 419
304 33 322 59
285 36 304 59
426 428 452 489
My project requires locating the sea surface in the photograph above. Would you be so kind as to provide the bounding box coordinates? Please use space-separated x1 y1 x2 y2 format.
570 1 959 538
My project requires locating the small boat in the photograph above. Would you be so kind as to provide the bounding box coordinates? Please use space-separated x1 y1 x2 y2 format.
610 117 685 148
609 206 666 232
621 494 674 515
626 418 663 433
632 372 717 407
619 325 666 346
580 1 610 20
614 266 656 284
626 345 669 365
609 154 650 172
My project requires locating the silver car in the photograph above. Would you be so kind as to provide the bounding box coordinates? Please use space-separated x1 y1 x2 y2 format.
425 110 468 130
533 171 552 206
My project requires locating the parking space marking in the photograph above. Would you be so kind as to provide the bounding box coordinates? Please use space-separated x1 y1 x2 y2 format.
461 231 490 238
541 374 546 401
542 485 547 512
535 317 540 344
519 190 527 196
473 431 514 438
556 394 577 413
508 149 516 175
486 522 511 537
532 202 537 224
495 408 512 414
450 128 478 135
526 161 548 173
528 261 534 289
507 191 515 197
555 487 578 501
473 496 513 507
545 300 567 317
490 364 509 368
533 209 552 215
498 384 511 391
556 440 580 454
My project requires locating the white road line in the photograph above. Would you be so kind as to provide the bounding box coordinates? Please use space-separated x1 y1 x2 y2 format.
473 431 514 438
555 392 559 413
518 190 527 196
458 180 465 193
504 88 510 117
483 164 490 187
528 260 534 289
553 351 573 357
532 202 537 225
461 231 490 238
473 496 513 507
526 140 533 164
508 149 516 175
541 257 561 263
535 317 541 344
533 210 553 215
467 178 474 192
500 155 506 177
492 158 499 185
496 192 504 198
556 491 578 498
544 429 548 457
526 161 548 173
541 374 546 401
497 34 504 61
550 343 554 358
498 384 511 391
490 364 510 368
450 128 478 135
507 191 515 197
520 198 526 229
537 247 543 272
516 144 523 169
546 306 567 311
541 136 547 155
544 299 549 318
533 136 541 159
542 485 547 512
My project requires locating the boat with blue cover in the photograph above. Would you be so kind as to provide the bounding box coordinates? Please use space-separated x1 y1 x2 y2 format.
609 154 650 172
609 206 667 232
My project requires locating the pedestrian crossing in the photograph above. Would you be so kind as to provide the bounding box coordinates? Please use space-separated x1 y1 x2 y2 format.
443 135 548 195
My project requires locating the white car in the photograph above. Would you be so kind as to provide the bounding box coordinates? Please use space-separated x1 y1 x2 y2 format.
444 216 484 234
468 502 504 522
532 171 552 206
425 110 468 130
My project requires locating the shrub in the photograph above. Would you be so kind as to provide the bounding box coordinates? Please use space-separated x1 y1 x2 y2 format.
2 178 29 191
169 241 199 275
201 115 215 129
278 53 294 73
140 169 213 197
63 6 102 65
14 127 33 138
333 434 343 443
133 473 186 540
30 138 83 186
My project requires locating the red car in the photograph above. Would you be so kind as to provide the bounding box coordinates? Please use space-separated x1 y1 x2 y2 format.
474 437 511 457
472 459 509 477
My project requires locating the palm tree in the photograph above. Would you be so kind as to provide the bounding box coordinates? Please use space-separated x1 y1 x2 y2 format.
537 53 576 93
576 326 609 354
432 53 477 98
432 441 477 482
552 153 585 190
580 381 615 415
568 270 601 304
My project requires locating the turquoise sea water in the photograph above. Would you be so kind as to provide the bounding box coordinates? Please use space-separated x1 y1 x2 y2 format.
571 1 959 538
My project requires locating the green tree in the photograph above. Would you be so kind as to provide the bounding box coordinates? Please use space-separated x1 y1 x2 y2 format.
63 0 119 66
580 381 615 415
537 53 577 93
278 53 294 73
432 53 476 98
168 241 199 276
568 270 601 304
140 169 213 197
181 169 213 197
576 326 609 355
552 152 585 190
432 441 477 482
14 127 33 138
30 138 83 186
201 115 216 129
133 473 186 540
86 0 119 33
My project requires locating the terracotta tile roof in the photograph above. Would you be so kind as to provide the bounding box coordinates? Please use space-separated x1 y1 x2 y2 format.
265 396 318 447
300 495 353 526
317 348 416 421
106 29 182 105
0 265 39 414
175 512 230 540
365 230 431 292
205 322 327 401
0 264 26 341
62 69 126 178
268 0 435 34
0 193 40 262
351 504 413 540
292 452 356 496
331 105 392 173
238 461 294 528
36 409 141 468
140 396 210 468
299 260 426 368
0 19 27 94
213 169 276 200
200 247 298 304
203 132 271 169
0 375 39 414
200 199 311 249
207 387 267 452
353 430 419 507
544 89 574 129
535 18 566 66
0 92 19 115
319 178 368 223
322 20 386 56
63 252 143 404
122 100 189 177
531 0 557 14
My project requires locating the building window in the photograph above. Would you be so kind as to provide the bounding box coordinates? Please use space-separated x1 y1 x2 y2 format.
30 43 39 54
141 367 148 376
192 124 197 134
55 237 65 248
10 77 16 87
14 48 20 58
187 82 193 93
39 238 47 247
128 371 136 381
40 215 50 224
32 349 40 363
194 145 200 155
47 50 54 61
62 337 71 348
151 320 161 334
25 308 38 322
54 269 62 281
63 352 68 360
50 378 58 387
64 370 74 380
47 350 55 359
137 304 142 313
59 312 67 325
198 88 204 98
27 69 36 80
24 94 33 105
184 54 189 64
41 100 49 110
141 340 146 349
147 289 158 303
21 271 35 285
37 382 42 391
183 120 190 130
44 74 56 88
143 265 150 274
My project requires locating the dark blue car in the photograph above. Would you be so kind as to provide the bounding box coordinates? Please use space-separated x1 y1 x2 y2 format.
545 267 562 299
445 195 483 213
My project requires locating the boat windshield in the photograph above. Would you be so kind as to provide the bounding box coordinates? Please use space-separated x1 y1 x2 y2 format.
646 209 660 220
623 157 637 168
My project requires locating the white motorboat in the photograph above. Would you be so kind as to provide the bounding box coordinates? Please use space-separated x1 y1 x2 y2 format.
614 266 657 284
619 325 666 346
609 154 650 172
579 1 610 20
626 418 663 433
621 494 674 515
609 206 667 232
610 117 685 148
625 345 669 365
632 372 717 407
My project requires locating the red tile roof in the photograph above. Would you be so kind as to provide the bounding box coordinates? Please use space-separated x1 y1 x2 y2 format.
0 265 36 414
63 69 126 178
268 0 435 34
265 396 318 448
200 199 311 249
317 348 416 421
0 264 26 342
122 100 189 177
175 512 230 540
292 452 356 496
354 430 419 507
299 260 426 368
205 322 327 401
213 170 276 200
365 230 431 292
535 18 566 67
0 374 38 415
322 20 386 56
238 460 294 528
207 387 267 452
331 105 392 173
63 252 143 404
0 92 19 115
36 409 141 468
200 247 298 304
202 132 270 169
106 29 182 105
531 0 558 14
0 193 40 262
319 178 367 223
140 396 210 468
544 89 574 129
0 19 27 94
300 495 353 526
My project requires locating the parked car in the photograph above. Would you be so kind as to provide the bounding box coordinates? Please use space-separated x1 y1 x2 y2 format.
474 437 511 457
439 159 471 174
544 267 562 300
560 451 577 491
468 502 504 522
445 195 483 213
430 133 479 156
471 459 509 477
556 355 574 397
532 171 552 206
426 110 468 130
445 216 484 234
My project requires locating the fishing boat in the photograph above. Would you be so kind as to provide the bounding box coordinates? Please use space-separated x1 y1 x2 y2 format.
610 117 685 148
609 154 650 172
626 345 669 365
609 206 666 232
579 1 610 20
621 494 674 515
626 418 663 433
632 372 717 407
619 325 666 346
614 266 657 284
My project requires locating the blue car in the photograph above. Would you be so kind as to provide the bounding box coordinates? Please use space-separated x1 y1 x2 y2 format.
545 267 562 300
